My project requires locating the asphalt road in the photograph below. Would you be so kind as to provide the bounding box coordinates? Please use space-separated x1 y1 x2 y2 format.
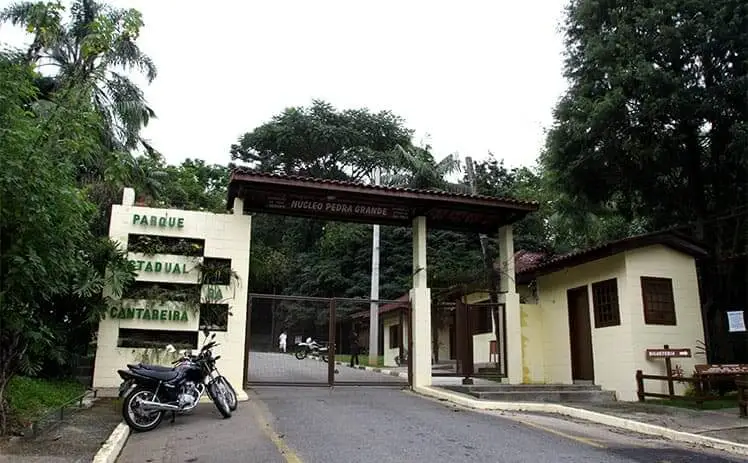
117 354 744 463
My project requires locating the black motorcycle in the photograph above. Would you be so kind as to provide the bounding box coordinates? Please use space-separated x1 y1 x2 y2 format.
117 330 236 432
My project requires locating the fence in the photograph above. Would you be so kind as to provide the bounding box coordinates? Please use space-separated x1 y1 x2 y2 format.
28 389 98 437
635 370 737 408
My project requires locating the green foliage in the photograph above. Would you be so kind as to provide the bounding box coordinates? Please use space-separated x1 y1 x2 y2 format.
2 0 157 151
5 376 85 425
542 0 748 361
127 234 204 256
231 99 413 180
0 50 134 434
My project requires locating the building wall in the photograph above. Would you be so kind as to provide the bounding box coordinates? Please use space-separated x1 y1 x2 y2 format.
623 245 706 399
93 196 251 395
536 254 633 390
383 315 409 367
381 313 450 367
520 303 544 383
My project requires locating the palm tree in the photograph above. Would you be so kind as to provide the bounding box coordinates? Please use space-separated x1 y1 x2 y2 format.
383 144 469 193
1 0 157 151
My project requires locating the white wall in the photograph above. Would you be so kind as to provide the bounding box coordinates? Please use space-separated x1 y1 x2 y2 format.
536 254 633 390
383 315 409 367
93 195 251 395
381 313 450 367
624 245 706 399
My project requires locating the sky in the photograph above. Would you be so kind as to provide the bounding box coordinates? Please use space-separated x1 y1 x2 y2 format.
0 0 570 169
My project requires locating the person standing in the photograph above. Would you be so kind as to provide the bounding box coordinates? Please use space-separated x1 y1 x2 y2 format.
279 331 287 353
349 326 360 367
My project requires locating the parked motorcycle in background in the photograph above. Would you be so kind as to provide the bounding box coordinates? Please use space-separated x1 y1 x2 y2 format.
294 337 329 363
117 329 237 432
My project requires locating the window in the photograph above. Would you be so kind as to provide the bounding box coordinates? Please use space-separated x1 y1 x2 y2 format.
471 305 493 335
122 281 200 301
641 277 676 325
201 258 232 285
199 303 230 331
117 328 198 349
389 324 400 349
127 234 205 256
591 278 621 328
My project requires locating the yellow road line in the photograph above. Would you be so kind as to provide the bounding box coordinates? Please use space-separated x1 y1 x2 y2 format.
247 396 304 463
519 419 606 449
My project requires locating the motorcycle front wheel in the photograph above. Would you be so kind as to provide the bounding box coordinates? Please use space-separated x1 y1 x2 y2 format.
217 375 238 411
208 381 232 419
122 386 164 433
294 346 308 360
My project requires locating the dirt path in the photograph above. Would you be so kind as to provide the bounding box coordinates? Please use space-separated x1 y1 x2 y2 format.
0 398 121 463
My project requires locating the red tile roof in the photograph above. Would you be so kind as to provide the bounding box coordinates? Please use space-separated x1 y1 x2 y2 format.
517 230 708 276
229 168 539 209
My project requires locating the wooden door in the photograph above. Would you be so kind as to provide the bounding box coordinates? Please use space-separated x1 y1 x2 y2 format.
567 286 595 382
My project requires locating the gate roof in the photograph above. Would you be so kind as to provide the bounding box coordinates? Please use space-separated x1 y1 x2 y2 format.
227 169 538 233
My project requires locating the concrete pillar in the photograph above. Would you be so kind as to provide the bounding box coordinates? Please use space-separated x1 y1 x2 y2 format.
122 187 135 206
411 216 432 387
498 225 522 384
233 196 244 215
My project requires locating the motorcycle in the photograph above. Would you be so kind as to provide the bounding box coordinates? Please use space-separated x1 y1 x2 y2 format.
117 330 235 432
294 337 329 363
126 339 238 412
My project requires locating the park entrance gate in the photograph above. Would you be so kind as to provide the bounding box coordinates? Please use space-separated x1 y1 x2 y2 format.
228 168 538 389
243 293 412 387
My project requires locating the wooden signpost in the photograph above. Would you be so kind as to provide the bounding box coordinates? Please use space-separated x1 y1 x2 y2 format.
645 344 692 396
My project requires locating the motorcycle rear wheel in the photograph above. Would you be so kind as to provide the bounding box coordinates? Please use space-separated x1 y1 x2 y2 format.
294 347 308 360
208 381 232 418
122 386 164 432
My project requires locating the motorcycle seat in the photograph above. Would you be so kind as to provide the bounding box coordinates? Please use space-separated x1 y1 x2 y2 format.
127 363 174 372
131 367 181 382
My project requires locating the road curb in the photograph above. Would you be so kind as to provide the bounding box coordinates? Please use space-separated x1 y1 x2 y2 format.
92 421 130 463
304 355 409 379
413 386 748 457
347 363 409 379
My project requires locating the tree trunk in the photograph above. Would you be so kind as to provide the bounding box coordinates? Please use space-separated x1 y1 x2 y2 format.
0 331 28 436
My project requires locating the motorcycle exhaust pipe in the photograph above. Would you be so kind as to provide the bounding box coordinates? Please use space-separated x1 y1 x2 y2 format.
140 400 180 411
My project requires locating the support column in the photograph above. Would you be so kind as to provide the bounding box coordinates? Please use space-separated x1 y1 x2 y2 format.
411 216 432 388
498 225 522 384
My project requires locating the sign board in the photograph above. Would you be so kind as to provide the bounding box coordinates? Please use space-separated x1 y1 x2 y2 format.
265 195 410 220
132 214 185 228
109 306 189 322
727 310 747 332
646 348 692 359
695 364 748 375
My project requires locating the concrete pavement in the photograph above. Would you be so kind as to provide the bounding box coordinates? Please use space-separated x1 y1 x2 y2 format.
247 351 408 384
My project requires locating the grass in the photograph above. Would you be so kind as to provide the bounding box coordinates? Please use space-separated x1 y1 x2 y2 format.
334 354 385 367
647 394 738 411
6 376 86 424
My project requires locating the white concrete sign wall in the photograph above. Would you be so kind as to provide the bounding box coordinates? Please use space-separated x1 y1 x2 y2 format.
92 189 251 397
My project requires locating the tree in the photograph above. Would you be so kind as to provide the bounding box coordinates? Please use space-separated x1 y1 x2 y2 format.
543 0 748 361
230 100 413 180
0 52 132 434
2 0 158 152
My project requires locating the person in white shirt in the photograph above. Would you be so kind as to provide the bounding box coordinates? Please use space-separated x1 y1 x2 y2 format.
279 331 287 353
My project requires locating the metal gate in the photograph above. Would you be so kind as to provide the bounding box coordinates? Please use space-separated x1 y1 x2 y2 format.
452 300 508 382
243 293 412 387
